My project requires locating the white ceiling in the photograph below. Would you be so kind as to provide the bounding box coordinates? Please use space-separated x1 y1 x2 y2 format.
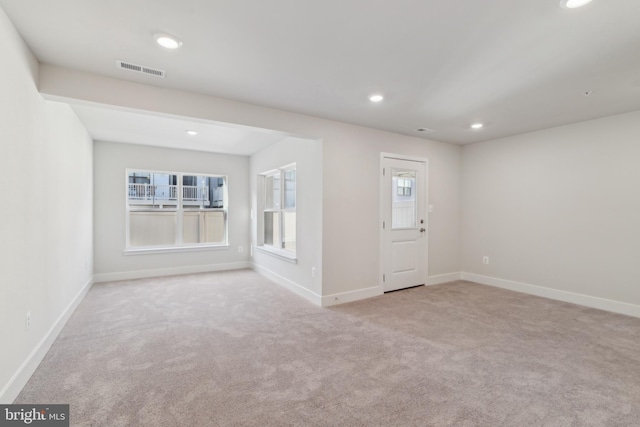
2 0 640 145
70 104 288 155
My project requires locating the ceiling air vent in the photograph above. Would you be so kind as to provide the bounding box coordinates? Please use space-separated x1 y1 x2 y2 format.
116 60 166 78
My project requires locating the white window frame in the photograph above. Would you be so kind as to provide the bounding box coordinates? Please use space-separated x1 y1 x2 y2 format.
257 163 296 262
124 168 229 254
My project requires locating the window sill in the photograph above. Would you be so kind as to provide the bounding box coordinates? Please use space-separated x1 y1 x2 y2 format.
255 246 297 263
124 244 230 256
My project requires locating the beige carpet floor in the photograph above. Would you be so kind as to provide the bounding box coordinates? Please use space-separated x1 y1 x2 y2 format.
16 269 640 426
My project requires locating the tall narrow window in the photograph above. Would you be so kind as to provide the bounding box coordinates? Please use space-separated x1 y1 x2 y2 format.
261 164 296 257
126 169 227 250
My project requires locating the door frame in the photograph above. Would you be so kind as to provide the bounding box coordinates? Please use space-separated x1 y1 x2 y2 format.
379 153 429 291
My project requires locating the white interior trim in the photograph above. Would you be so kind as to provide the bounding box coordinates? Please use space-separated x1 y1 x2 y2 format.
428 272 463 285
123 244 230 255
321 286 383 307
251 263 321 306
0 276 95 404
94 262 250 283
462 272 640 319
254 245 297 263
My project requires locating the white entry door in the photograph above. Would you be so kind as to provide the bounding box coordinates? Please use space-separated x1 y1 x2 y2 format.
381 155 427 292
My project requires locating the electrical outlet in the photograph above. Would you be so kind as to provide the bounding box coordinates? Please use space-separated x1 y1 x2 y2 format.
26 311 31 330
483 256 489 265
311 267 317 277
238 246 244 253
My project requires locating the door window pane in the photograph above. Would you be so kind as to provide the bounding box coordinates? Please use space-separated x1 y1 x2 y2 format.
392 169 417 229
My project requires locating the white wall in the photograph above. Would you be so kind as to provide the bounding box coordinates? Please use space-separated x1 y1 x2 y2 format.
40 65 463 300
321 127 461 297
462 110 640 312
0 8 93 402
93 141 250 280
250 136 323 301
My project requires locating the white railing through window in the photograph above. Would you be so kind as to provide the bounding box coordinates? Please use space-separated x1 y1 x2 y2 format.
128 184 209 204
183 185 209 202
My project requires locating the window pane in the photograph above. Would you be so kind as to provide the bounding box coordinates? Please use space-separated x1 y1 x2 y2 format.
284 169 296 209
127 170 228 248
182 175 201 208
127 172 177 209
203 211 225 243
129 211 176 247
183 211 200 244
128 172 151 203
264 211 280 246
182 175 224 209
265 176 272 209
265 174 281 210
282 211 296 252
209 177 225 208
392 169 417 229
151 173 178 208
183 211 225 244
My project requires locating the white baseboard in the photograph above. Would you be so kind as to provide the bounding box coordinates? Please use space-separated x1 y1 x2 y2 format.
428 272 463 286
251 263 322 306
321 286 383 307
461 272 640 318
321 273 464 306
93 262 251 283
0 276 95 404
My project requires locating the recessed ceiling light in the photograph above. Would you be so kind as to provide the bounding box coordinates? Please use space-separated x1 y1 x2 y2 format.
154 33 183 49
471 123 484 130
369 94 384 103
559 0 593 9
186 130 198 136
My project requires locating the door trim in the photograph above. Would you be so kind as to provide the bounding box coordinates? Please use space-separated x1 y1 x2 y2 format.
379 152 429 292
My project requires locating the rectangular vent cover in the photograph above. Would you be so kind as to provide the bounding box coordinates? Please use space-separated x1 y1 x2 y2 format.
116 60 166 78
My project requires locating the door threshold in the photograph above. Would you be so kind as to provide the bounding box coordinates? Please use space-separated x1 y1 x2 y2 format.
384 284 425 294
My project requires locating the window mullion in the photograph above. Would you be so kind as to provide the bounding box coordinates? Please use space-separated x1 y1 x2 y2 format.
279 171 285 249
176 173 183 245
